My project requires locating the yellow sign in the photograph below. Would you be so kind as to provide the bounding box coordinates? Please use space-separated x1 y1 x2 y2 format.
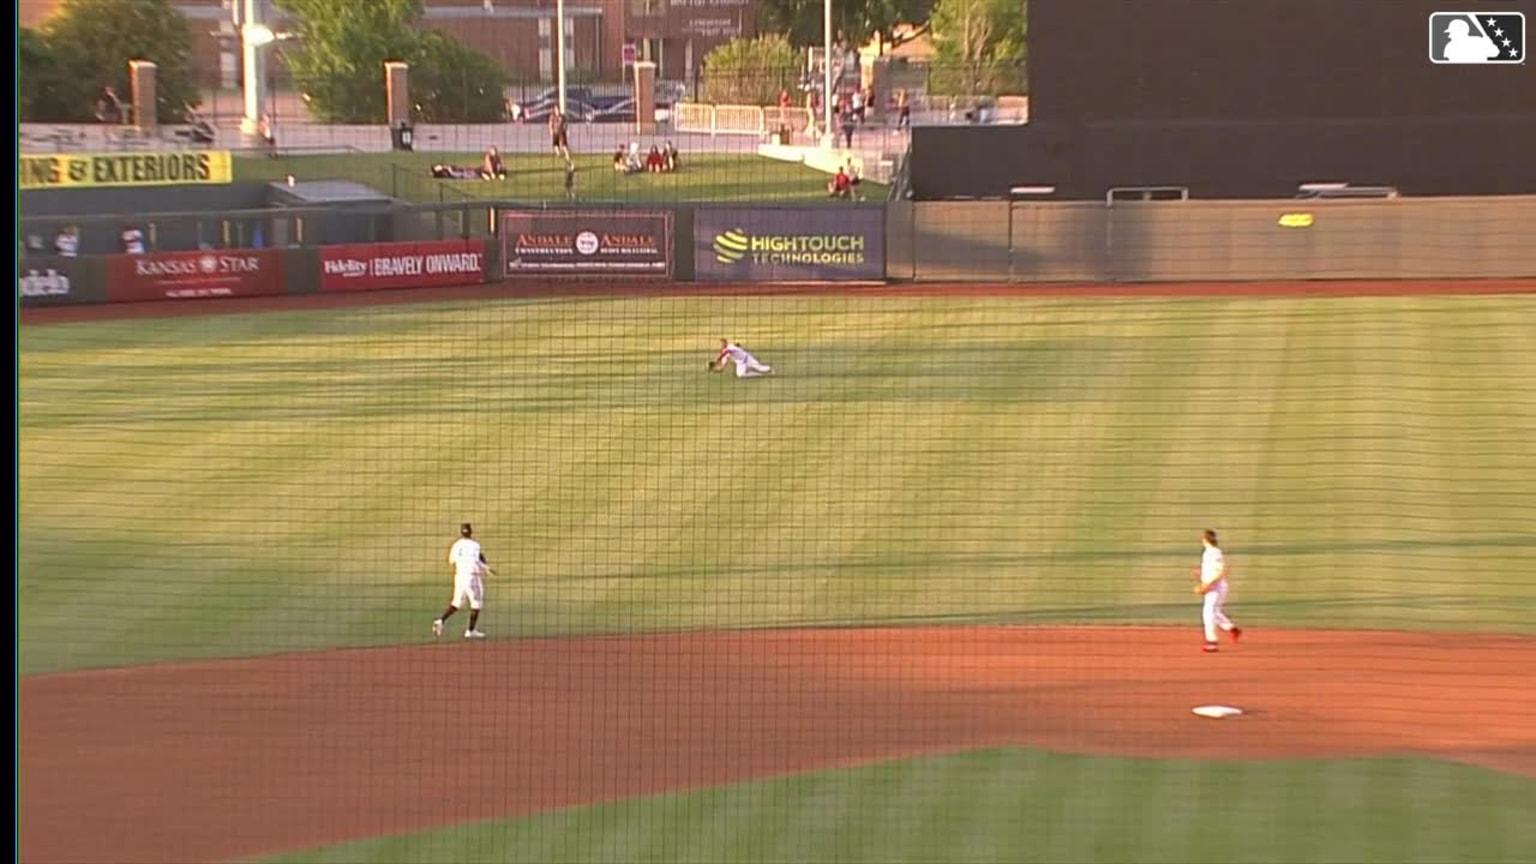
1277 213 1315 228
19 151 233 190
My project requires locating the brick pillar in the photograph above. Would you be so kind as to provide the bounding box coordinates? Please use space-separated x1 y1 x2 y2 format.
129 60 157 131
385 62 411 126
633 61 657 135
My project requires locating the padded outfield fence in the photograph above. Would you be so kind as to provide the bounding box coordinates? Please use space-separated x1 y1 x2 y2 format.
18 191 1536 862
18 195 1536 310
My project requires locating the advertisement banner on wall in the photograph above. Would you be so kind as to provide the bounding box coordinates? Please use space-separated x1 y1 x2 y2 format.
17 256 82 308
106 249 286 302
320 239 487 292
501 210 672 278
694 207 885 282
19 151 234 190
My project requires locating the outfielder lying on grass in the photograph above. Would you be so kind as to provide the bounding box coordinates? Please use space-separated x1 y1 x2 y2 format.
709 338 775 378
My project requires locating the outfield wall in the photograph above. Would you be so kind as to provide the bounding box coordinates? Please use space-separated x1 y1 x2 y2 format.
18 196 1536 308
888 196 1536 283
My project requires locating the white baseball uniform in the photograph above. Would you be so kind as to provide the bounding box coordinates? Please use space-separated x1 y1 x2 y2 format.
1200 544 1235 643
448 537 487 611
716 343 773 378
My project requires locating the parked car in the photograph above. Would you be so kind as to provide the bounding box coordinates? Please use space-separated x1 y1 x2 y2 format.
593 98 636 124
513 97 599 124
653 80 687 109
508 87 626 119
509 83 685 121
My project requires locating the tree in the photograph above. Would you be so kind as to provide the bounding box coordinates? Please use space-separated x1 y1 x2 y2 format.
276 0 508 123
928 0 1026 97
410 32 508 124
700 35 802 106
22 0 199 124
19 28 69 122
760 0 935 50
275 0 425 123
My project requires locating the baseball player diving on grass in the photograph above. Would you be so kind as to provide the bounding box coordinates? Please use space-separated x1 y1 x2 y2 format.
1193 529 1242 653
434 523 492 639
709 338 775 378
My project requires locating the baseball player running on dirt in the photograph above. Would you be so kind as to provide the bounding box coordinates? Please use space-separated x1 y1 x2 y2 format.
1193 529 1242 652
434 523 492 639
709 338 774 378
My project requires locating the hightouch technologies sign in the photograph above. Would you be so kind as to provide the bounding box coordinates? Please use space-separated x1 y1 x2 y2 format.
694 207 885 282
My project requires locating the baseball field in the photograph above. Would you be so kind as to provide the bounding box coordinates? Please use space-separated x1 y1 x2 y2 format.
17 281 1536 863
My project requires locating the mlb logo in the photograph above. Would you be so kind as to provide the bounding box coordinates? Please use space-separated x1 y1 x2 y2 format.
1429 12 1526 63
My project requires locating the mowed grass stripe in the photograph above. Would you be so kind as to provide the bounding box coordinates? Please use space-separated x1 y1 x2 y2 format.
1059 305 1213 612
1222 299 1533 629
1414 300 1533 615
19 295 1536 673
232 152 885 206
253 749 1536 864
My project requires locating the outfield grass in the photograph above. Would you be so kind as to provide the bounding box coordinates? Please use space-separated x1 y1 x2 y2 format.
232 152 883 205
255 748 1536 864
17 294 1536 675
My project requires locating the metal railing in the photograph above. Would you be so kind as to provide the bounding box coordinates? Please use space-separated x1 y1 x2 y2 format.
1106 186 1191 206
1295 183 1401 200
673 103 814 137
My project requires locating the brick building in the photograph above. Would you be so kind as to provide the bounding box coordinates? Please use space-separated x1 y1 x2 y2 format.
20 0 758 88
627 0 757 80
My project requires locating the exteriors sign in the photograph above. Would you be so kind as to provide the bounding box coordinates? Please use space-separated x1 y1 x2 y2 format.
500 210 671 278
106 249 285 302
320 240 487 292
19 151 234 190
693 207 885 282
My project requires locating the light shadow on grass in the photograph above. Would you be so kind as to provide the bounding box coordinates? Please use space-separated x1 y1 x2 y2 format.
252 748 1536 864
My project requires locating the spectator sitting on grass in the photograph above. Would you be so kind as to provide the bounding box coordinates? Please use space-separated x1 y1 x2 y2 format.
646 145 666 173
481 146 507 180
665 141 680 172
827 166 852 199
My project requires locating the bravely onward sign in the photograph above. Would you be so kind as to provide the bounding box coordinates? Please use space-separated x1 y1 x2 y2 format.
320 240 488 292
19 151 234 190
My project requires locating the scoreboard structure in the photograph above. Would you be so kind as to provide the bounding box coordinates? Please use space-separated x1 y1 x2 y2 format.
910 0 1536 200
1029 0 1534 123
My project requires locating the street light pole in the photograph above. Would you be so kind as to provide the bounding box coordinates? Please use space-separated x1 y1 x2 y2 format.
822 0 834 147
238 0 269 145
555 0 568 115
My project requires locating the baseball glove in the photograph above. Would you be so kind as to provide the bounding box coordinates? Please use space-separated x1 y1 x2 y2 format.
1192 583 1206 595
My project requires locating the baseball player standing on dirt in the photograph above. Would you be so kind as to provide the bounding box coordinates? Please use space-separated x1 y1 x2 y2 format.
434 523 492 640
1193 529 1242 652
